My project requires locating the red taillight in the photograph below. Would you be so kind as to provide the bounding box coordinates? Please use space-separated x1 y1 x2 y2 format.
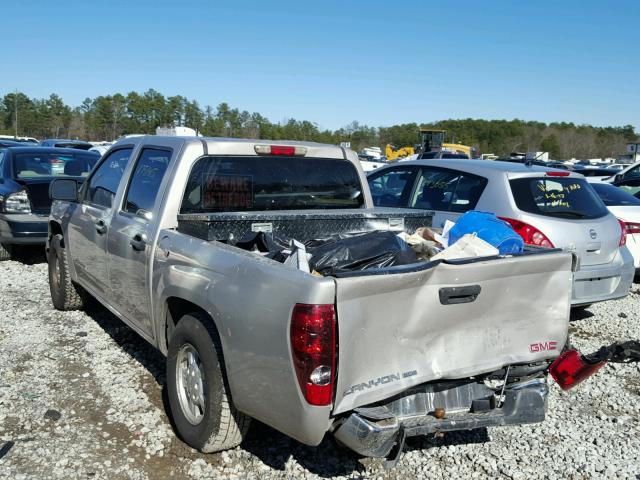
546 171 571 177
549 349 606 390
499 217 554 248
619 219 640 245
290 304 336 406
618 219 628 246
624 221 640 234
254 145 307 156
50 158 64 164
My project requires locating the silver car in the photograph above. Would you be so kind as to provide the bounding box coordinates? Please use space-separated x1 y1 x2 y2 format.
368 159 635 306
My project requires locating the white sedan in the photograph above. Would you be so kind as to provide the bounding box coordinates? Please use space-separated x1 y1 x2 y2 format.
591 182 640 271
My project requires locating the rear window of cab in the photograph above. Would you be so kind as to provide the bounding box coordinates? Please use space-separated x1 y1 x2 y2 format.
180 155 364 212
510 177 609 219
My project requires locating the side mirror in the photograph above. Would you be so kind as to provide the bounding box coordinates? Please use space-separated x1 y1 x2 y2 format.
614 174 622 183
49 178 79 202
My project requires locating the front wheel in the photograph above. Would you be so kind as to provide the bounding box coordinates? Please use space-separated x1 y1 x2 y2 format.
48 234 85 310
166 312 250 452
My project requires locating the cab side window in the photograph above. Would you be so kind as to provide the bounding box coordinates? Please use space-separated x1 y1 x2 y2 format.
123 148 172 219
86 148 133 208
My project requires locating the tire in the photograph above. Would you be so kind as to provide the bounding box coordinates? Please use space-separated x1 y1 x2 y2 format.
167 312 250 452
48 234 85 311
0 243 12 261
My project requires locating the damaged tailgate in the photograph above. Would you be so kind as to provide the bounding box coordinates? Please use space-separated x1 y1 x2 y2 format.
332 250 573 414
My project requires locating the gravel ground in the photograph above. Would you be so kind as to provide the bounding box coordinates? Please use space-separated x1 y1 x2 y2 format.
1 250 639 479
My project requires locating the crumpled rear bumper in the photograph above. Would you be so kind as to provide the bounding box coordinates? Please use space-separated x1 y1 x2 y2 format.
333 379 548 458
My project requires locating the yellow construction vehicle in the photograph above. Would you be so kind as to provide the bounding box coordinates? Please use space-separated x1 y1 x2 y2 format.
385 144 415 161
419 128 476 158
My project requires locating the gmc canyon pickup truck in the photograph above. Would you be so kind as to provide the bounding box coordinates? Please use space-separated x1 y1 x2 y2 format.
47 136 577 462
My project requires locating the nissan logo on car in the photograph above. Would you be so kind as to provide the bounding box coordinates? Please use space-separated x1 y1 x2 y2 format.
589 229 597 240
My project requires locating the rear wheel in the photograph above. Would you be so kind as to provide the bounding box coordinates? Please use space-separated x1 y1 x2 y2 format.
0 243 12 261
48 234 85 310
167 312 250 452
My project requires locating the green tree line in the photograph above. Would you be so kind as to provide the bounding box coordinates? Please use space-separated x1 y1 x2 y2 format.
1 90 637 159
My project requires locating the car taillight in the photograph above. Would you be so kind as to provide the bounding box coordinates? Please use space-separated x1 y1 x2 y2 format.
549 349 606 390
624 221 640 234
254 145 308 156
3 190 31 214
546 171 571 177
619 219 640 245
618 219 628 246
499 217 554 248
290 303 336 406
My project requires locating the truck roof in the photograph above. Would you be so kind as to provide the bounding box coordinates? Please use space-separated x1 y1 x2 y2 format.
113 135 352 160
116 135 345 148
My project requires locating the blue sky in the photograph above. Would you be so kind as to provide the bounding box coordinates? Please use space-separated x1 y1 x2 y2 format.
3 0 639 130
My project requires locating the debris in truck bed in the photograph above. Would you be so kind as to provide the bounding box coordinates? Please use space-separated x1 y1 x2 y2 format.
448 210 524 255
234 230 419 275
282 239 311 273
431 233 499 261
236 225 508 274
415 226 441 244
305 231 418 275
397 231 441 260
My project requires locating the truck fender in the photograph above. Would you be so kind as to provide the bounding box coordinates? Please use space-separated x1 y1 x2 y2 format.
155 282 226 358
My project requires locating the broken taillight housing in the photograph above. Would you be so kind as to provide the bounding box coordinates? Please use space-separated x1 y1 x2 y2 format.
499 217 554 248
290 303 336 406
549 349 607 390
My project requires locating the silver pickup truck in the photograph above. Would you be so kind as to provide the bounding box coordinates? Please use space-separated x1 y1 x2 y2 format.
47 136 576 462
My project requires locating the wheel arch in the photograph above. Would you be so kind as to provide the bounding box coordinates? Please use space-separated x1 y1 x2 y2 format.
159 291 223 358
48 220 64 248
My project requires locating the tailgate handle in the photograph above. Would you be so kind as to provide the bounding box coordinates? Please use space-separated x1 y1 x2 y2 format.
439 285 481 305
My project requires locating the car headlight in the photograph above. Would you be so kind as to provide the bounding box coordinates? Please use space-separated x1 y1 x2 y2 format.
4 190 31 214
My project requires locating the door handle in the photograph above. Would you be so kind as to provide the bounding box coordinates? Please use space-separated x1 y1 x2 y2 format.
439 285 481 305
95 219 107 235
130 233 148 252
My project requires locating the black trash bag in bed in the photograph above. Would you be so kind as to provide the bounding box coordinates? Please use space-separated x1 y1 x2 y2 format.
305 231 417 275
232 232 291 262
